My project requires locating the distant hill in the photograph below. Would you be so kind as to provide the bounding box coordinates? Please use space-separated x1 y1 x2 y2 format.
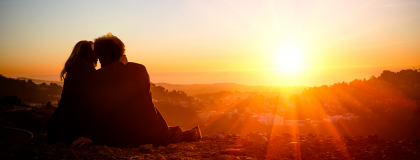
155 83 307 95
11 78 306 96
15 77 63 86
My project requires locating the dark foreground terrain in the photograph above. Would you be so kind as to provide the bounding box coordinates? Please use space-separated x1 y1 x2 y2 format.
1 132 420 160
1 109 420 159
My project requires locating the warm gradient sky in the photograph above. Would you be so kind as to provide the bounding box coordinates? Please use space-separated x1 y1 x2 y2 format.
0 0 419 86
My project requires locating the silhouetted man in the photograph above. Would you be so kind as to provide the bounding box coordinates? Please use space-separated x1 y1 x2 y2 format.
72 33 171 147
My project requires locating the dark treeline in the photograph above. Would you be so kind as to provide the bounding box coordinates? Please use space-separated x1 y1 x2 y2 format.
151 84 194 105
303 69 420 112
297 69 420 139
0 74 62 103
300 69 419 118
0 75 62 132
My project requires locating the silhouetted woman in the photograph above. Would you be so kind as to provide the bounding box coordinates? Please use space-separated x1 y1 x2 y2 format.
46 41 98 146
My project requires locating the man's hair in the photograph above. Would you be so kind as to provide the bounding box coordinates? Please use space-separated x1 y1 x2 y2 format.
94 33 125 59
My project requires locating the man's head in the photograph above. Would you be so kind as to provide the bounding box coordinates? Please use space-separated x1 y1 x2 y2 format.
94 33 125 67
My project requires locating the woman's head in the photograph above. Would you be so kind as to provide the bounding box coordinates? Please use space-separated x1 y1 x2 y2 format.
60 41 95 81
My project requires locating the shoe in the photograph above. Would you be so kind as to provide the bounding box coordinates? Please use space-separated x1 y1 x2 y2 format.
182 125 202 142
169 126 184 143
182 129 197 142
194 125 202 140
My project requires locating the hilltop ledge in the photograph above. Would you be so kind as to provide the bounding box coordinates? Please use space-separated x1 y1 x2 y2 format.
1 132 420 159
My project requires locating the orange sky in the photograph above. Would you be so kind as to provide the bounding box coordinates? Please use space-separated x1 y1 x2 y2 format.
0 0 419 86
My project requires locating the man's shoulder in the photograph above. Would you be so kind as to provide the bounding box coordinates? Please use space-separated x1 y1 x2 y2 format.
124 62 150 83
125 62 148 74
126 62 146 68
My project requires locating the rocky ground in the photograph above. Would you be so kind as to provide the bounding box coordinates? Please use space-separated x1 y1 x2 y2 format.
1 132 420 160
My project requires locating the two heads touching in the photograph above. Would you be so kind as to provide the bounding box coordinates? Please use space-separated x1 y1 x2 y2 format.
47 33 201 148
49 33 143 148
61 33 127 80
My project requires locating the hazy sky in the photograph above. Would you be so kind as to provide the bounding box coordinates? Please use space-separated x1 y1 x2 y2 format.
0 0 419 86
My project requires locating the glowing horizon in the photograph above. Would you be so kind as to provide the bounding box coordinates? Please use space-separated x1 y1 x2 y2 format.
1 0 419 86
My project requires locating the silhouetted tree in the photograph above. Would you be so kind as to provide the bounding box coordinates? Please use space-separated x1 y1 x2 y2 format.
44 101 55 110
1 96 22 106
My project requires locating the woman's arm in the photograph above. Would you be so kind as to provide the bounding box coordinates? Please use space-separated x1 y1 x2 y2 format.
70 137 92 147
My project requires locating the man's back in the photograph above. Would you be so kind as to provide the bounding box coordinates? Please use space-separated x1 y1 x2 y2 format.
125 63 171 145
93 62 170 147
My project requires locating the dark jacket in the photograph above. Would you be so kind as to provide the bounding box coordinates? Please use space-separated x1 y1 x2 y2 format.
90 62 170 147
47 59 170 147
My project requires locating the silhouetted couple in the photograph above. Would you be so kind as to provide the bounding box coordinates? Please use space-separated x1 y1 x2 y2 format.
46 33 200 148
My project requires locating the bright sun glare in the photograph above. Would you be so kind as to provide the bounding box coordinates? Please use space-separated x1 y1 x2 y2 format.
275 45 304 74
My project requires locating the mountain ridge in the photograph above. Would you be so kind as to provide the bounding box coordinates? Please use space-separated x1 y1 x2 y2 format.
155 82 307 95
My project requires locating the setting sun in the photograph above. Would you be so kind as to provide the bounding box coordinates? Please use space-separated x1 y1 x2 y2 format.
274 45 305 74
